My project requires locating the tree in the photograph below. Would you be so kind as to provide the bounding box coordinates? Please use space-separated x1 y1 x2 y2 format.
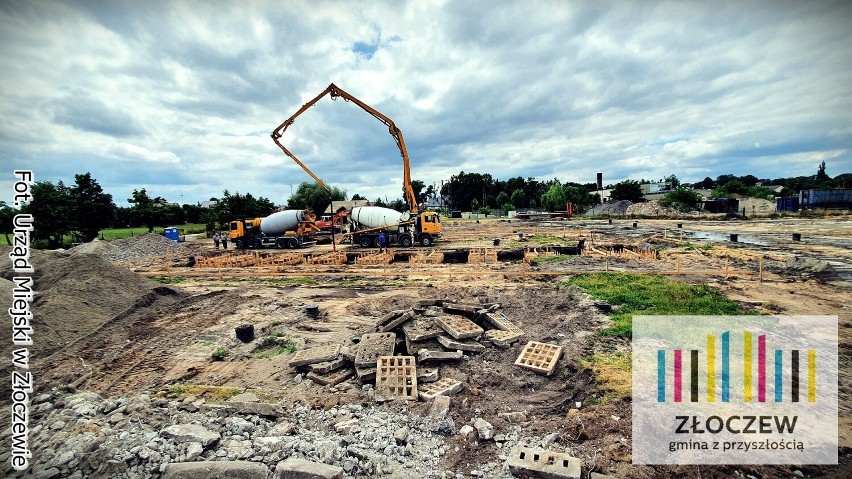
659 187 703 212
501 203 516 213
410 179 427 205
540 183 567 212
696 177 715 189
351 194 366 201
24 181 73 248
285 183 346 218
215 190 276 226
610 180 644 203
388 199 406 212
69 173 114 242
495 191 508 209
510 189 526 209
182 204 204 223
470 198 480 212
128 188 169 232
0 201 14 245
816 161 828 180
665 174 680 189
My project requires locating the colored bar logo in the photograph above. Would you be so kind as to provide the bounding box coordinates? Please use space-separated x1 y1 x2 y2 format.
656 330 816 403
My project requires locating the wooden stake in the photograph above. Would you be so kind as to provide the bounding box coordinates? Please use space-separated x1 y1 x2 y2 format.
676 259 681 273
759 255 764 283
605 258 610 272
725 257 729 279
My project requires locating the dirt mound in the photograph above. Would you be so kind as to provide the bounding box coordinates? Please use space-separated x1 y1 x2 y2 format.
0 250 182 363
738 197 776 214
71 233 187 261
626 200 677 216
588 200 632 215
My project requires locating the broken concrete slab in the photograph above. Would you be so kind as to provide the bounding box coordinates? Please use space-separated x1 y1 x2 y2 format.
404 336 443 356
418 377 463 400
355 365 377 384
474 417 494 440
498 411 529 423
163 461 269 479
416 299 444 307
417 367 439 383
340 346 356 362
160 424 220 447
427 395 451 419
375 309 406 328
308 357 348 375
288 344 341 368
274 457 343 479
417 349 463 363
401 318 444 342
307 368 354 386
484 329 526 348
442 303 480 317
434 315 484 340
515 341 563 376
482 311 522 332
375 355 418 401
437 335 486 353
354 332 396 367
378 310 415 333
507 446 581 479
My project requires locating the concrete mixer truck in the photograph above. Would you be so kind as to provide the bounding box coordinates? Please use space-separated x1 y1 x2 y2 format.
228 209 320 249
271 83 444 248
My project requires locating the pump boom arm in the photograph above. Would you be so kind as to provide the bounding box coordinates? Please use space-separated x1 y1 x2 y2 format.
271 83 419 213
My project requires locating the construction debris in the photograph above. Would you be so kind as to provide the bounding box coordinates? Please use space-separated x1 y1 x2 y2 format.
418 377 463 400
507 446 582 479
374 356 418 401
515 341 563 376
288 344 341 368
434 315 484 339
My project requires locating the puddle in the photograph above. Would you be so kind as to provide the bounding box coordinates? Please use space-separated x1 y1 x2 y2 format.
684 230 768 246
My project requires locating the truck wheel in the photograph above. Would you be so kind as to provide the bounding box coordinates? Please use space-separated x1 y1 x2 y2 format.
288 238 299 249
419 235 433 247
234 239 245 249
276 238 288 249
251 238 263 249
373 237 382 248
359 237 372 248
400 236 413 247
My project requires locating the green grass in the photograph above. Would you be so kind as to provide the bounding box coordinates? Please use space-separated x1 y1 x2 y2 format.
262 277 318 286
99 223 207 241
563 273 751 337
526 234 569 245
211 347 230 361
530 254 572 264
252 335 297 359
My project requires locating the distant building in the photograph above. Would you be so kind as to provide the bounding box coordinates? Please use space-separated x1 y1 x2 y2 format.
641 182 673 195
200 200 218 209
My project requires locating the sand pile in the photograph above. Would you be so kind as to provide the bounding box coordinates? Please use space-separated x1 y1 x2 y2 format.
71 233 187 261
738 197 776 214
587 200 632 215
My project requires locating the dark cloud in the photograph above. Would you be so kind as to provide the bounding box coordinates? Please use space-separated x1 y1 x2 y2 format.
52 95 142 137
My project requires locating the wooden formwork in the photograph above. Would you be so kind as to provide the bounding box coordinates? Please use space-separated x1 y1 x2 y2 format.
306 251 348 265
195 252 261 268
584 244 657 260
355 250 394 265
468 247 498 263
409 249 444 265
523 247 558 262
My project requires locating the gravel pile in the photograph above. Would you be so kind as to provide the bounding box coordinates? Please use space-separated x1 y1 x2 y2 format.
625 200 677 216
71 233 187 261
5 389 548 479
587 200 632 215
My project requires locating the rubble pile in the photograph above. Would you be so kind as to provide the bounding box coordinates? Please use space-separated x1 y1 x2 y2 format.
625 200 677 216
586 200 631 216
292 299 557 403
71 233 187 261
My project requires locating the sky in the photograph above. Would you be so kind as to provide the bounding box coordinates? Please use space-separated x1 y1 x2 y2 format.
1 0 850 207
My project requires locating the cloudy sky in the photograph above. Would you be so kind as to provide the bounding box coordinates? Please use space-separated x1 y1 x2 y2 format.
1 0 850 206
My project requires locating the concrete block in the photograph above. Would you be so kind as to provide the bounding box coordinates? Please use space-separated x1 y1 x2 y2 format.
161 424 220 447
418 349 463 364
308 357 348 374
485 329 525 348
288 344 341 368
354 332 396 367
375 309 406 327
427 395 451 419
221 402 285 418
507 446 581 479
442 303 480 317
417 367 439 383
404 336 443 356
355 365 376 384
514 341 563 376
307 368 354 386
437 335 486 353
416 299 444 307
274 457 343 479
418 377 463 400
590 473 616 479
379 310 415 332
375 356 418 401
482 311 522 332
163 461 269 479
402 318 444 341
434 315 484 340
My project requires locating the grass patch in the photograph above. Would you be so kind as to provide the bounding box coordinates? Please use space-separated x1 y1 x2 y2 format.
564 273 751 337
211 347 230 361
582 353 632 398
162 385 242 402
530 254 572 264
262 277 317 286
526 234 569 245
99 223 207 241
252 335 297 359
151 276 187 284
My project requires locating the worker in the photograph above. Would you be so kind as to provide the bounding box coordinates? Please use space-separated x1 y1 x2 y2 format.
221 233 228 250
213 233 220 249
378 233 386 252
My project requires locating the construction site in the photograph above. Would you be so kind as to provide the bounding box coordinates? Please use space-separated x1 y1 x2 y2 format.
1 213 849 479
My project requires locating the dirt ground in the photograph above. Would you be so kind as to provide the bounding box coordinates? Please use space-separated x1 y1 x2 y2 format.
3 215 850 478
